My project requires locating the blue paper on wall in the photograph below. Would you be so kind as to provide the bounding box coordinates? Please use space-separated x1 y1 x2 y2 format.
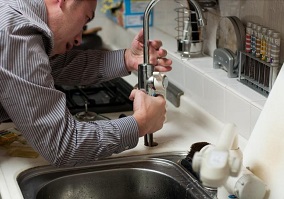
100 0 153 28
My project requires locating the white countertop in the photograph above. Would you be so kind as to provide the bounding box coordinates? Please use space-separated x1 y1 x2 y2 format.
0 72 248 199
0 23 252 199
96 19 267 141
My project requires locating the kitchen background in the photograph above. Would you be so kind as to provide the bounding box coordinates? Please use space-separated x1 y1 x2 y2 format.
153 0 284 63
88 0 283 144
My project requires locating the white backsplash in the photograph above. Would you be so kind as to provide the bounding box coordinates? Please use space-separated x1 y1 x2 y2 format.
153 0 284 63
88 0 281 142
146 0 284 139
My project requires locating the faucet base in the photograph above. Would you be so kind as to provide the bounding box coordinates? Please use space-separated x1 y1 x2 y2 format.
144 134 158 147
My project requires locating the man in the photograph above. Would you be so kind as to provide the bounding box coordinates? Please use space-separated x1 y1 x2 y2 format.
0 0 172 166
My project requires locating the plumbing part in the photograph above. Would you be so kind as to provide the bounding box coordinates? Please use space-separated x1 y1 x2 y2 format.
180 142 211 180
139 0 205 146
166 81 184 107
192 123 243 188
138 0 168 147
217 167 268 199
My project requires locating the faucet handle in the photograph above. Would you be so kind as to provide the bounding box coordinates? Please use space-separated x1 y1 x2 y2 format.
152 72 168 97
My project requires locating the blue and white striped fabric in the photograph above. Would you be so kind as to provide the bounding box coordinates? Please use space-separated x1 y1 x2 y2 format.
0 0 139 166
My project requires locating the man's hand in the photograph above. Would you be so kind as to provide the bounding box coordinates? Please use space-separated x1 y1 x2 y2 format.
124 29 172 72
129 89 166 136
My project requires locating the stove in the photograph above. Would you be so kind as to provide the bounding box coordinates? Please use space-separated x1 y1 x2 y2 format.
55 78 133 115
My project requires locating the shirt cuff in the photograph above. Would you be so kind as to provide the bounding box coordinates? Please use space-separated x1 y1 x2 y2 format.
104 49 130 77
112 115 139 153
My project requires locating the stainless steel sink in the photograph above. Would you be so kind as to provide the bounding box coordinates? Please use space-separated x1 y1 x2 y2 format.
17 152 215 199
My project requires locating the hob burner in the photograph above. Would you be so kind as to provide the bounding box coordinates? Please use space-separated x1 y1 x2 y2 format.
55 78 134 115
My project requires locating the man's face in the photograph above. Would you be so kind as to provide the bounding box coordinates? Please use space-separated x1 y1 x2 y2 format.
49 0 97 55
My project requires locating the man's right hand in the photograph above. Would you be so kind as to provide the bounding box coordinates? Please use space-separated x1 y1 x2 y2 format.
129 89 166 137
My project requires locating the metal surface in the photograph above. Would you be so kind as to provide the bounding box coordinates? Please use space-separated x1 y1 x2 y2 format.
175 0 206 58
142 0 160 64
187 0 206 27
167 81 184 107
55 77 133 115
238 51 279 97
17 152 215 199
215 16 246 77
213 48 238 78
139 0 162 147
140 0 204 147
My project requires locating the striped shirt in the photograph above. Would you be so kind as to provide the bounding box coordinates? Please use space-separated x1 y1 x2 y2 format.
0 0 139 166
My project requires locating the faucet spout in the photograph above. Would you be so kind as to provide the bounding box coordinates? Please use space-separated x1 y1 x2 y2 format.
142 0 160 64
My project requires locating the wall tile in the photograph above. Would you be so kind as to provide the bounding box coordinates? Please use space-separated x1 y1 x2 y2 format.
153 0 284 64
224 89 251 139
184 64 204 103
203 77 225 121
205 70 239 88
92 1 277 140
226 83 267 103
167 54 186 91
250 104 262 135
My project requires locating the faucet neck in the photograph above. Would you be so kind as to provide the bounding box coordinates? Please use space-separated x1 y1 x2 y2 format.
143 0 160 64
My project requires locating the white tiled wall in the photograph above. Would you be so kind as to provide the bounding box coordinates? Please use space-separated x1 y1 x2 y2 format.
153 0 284 63
150 0 284 139
166 51 266 140
89 0 278 140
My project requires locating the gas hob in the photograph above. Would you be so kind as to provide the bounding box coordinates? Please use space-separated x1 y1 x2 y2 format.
55 78 134 116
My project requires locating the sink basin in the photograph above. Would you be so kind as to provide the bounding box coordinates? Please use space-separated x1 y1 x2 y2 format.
17 152 215 199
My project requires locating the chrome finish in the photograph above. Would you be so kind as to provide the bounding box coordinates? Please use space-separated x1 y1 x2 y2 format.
167 81 184 107
17 152 215 199
142 0 160 64
139 0 161 147
139 0 205 146
175 0 206 58
188 0 206 27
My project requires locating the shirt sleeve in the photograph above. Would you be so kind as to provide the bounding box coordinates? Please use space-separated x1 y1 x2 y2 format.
0 25 139 167
50 49 131 86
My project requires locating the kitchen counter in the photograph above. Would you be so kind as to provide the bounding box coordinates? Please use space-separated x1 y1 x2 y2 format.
0 23 252 198
95 17 267 140
0 72 248 199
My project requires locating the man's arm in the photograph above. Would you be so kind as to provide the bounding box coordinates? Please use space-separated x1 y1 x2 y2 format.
0 27 139 167
50 49 130 86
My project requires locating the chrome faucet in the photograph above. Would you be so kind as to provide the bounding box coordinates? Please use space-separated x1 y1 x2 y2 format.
138 0 205 147
138 0 166 147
